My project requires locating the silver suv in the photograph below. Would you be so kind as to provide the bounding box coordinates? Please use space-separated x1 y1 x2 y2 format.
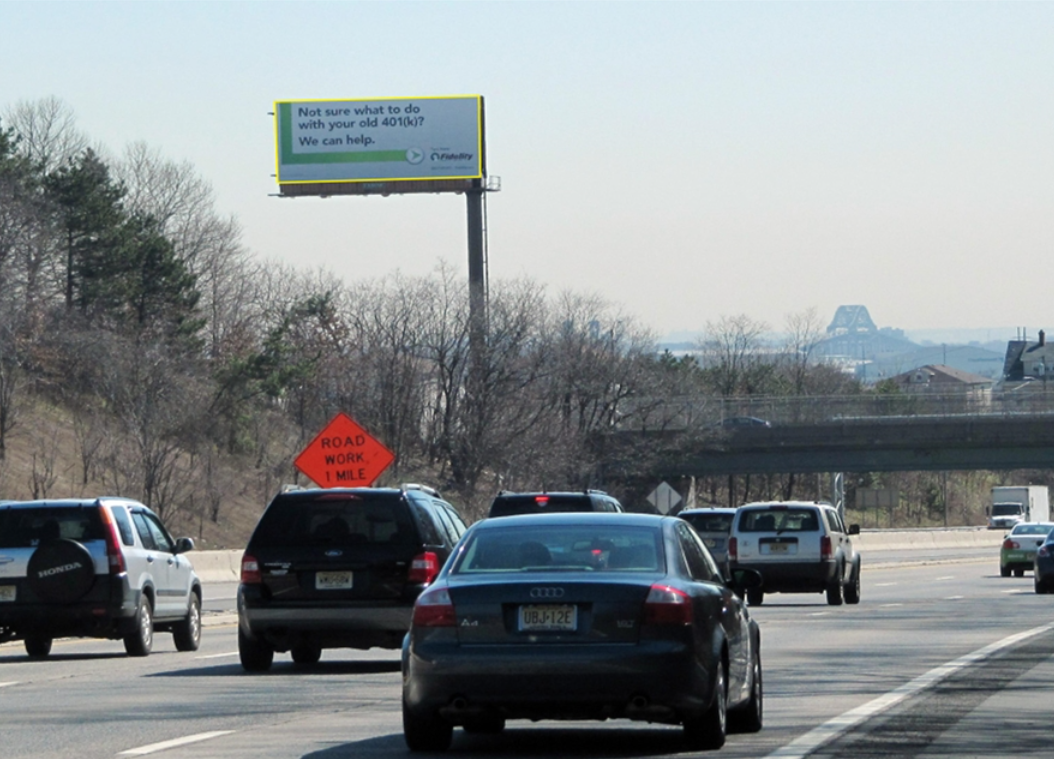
728 501 861 606
0 498 201 658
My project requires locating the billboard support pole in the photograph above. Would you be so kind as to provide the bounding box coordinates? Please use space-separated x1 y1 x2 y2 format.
466 184 487 350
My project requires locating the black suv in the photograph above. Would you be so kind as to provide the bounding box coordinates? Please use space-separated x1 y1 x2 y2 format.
487 490 623 518
237 484 467 671
0 498 201 658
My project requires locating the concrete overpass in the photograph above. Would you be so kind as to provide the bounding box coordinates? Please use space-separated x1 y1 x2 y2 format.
613 413 1054 478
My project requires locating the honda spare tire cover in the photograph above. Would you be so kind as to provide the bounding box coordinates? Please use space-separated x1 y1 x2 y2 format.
27 539 97 603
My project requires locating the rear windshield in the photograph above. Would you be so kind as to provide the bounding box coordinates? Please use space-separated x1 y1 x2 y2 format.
249 494 417 548
489 495 597 517
737 508 820 533
1011 523 1054 536
0 506 105 548
453 524 664 574
681 513 734 533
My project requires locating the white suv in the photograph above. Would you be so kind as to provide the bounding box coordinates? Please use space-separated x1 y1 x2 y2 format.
728 501 861 606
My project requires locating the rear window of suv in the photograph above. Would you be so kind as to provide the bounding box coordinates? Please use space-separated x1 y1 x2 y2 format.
737 508 820 533
249 493 417 548
489 494 619 517
0 506 106 548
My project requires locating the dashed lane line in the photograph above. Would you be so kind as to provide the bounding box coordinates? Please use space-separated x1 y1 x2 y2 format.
764 622 1054 759
195 651 239 659
119 731 235 756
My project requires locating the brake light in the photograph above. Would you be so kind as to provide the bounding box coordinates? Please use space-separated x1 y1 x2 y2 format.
98 507 126 574
820 536 833 560
409 551 440 585
412 584 456 627
728 536 738 561
1039 545 1050 558
535 495 550 506
643 584 692 625
241 553 262 584
1003 539 1019 550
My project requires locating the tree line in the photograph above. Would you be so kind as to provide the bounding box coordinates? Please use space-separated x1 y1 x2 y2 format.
2 98 882 541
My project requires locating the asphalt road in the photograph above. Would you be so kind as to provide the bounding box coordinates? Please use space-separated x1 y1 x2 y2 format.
2 554 1052 758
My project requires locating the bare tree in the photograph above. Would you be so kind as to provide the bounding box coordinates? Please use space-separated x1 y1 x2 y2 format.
699 314 772 396
3 97 89 175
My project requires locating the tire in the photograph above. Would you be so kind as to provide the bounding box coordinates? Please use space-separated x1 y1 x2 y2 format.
173 593 202 652
844 558 861 605
746 587 764 607
462 715 506 734
24 634 53 658
1035 577 1048 594
238 627 274 672
124 596 154 657
1001 564 1012 578
728 647 763 734
684 661 727 750
291 642 322 665
826 573 844 606
403 699 453 752
26 539 96 603
1014 568 1025 578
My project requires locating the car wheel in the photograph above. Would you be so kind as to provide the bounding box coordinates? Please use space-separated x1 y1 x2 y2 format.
826 573 844 606
462 715 506 734
728 647 762 734
238 627 274 672
1035 577 1048 594
684 660 726 750
124 596 154 657
746 587 764 606
844 558 862 605
24 634 53 659
1014 568 1025 578
1000 564 1011 578
291 642 322 665
173 593 202 652
403 698 453 752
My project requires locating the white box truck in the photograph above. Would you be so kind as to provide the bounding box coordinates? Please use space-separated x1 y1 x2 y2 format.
988 486 1051 530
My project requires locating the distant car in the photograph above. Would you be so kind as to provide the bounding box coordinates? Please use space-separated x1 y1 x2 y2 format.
0 498 201 658
718 417 772 429
999 522 1054 577
678 508 738 574
401 512 763 751
237 484 466 671
487 490 623 518
729 501 860 606
1034 533 1054 593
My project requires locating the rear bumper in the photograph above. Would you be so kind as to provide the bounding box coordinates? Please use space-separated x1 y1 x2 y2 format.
403 636 713 724
731 559 838 593
0 577 138 641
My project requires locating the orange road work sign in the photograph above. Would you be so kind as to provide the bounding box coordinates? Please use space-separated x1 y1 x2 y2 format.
294 412 395 488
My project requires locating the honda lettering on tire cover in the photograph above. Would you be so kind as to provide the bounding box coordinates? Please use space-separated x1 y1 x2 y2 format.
26 539 96 603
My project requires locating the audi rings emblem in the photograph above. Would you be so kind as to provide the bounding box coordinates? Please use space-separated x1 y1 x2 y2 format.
530 587 565 599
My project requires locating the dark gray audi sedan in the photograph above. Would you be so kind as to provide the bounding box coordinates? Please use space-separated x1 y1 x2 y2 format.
401 512 762 752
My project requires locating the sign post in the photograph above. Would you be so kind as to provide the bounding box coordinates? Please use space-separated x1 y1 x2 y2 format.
294 412 395 488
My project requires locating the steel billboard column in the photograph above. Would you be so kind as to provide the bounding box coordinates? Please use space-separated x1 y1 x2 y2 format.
466 185 487 347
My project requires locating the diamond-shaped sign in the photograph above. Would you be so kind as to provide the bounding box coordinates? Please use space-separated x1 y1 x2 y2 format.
294 412 395 488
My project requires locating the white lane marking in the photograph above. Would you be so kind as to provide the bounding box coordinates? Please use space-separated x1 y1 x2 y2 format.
195 651 239 659
119 731 234 756
1002 589 1030 595
809 612 830 617
0 681 18 688
874 582 898 587
764 622 1054 759
945 595 964 600
936 576 955 581
880 603 904 608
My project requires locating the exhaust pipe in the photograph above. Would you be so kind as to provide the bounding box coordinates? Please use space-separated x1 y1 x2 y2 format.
451 697 468 711
630 695 649 710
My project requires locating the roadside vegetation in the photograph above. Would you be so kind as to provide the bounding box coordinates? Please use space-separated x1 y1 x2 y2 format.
0 98 1033 546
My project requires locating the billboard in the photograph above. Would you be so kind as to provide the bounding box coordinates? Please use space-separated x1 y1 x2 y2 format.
274 95 483 191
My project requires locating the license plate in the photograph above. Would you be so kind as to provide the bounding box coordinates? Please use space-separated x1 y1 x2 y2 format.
0 585 14 602
315 571 353 590
519 604 576 631
765 543 789 555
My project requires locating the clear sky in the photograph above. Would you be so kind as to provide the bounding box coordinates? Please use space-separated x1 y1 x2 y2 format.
3 1 1053 339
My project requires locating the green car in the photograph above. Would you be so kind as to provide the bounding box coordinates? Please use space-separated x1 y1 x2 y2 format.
1000 522 1054 577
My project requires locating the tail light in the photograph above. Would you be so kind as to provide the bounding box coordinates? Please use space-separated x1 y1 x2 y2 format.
643 583 692 626
241 553 262 584
728 537 738 561
412 584 455 627
1003 539 1019 550
409 551 440 585
820 536 833 560
1039 545 1050 558
98 507 126 574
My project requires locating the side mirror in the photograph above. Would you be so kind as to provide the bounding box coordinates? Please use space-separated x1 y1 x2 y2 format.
729 568 763 597
848 524 861 536
174 537 195 554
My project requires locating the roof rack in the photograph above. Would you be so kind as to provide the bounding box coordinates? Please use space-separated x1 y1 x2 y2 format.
402 483 441 498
